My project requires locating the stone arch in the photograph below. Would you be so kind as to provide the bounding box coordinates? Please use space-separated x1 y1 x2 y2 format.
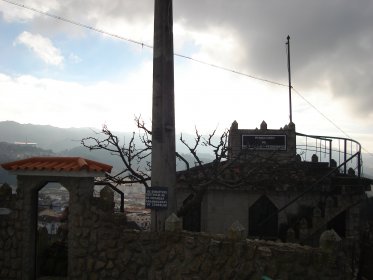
1 156 112 279
248 195 278 238
182 194 201 232
36 182 70 277
17 175 95 279
327 210 347 238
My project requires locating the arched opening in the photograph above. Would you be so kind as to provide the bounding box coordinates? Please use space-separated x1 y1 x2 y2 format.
249 195 278 239
327 210 346 238
36 182 69 278
182 194 201 232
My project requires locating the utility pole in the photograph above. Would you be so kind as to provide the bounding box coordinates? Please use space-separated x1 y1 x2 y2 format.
151 0 176 231
286 35 293 123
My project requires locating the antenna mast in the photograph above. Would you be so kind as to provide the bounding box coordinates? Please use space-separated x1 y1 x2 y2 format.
286 35 293 123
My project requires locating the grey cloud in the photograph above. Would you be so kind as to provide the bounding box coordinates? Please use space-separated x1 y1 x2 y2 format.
10 0 373 116
173 0 373 116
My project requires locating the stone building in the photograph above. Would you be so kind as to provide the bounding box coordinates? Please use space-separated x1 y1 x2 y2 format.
177 121 372 245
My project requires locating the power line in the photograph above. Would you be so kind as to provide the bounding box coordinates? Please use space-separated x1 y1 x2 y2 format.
2 0 373 157
174 53 288 87
292 88 349 137
1 0 153 49
1 0 288 88
293 87 373 157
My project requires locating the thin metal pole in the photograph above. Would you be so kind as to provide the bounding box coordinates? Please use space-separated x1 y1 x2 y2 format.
286 35 293 123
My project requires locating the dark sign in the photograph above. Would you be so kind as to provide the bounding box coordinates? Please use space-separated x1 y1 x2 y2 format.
145 186 168 209
242 135 287 151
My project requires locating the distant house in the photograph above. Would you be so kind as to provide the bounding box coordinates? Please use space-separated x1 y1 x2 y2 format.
176 121 372 245
14 142 37 147
126 210 151 230
38 208 63 235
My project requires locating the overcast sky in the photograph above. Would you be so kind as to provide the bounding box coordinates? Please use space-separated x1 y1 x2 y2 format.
0 0 373 157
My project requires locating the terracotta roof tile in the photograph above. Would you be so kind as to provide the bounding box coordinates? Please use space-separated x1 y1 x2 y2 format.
1 157 112 173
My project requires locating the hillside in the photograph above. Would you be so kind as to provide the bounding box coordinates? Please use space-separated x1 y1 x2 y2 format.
1 121 370 180
0 141 54 184
0 121 216 185
0 121 215 154
0 121 133 152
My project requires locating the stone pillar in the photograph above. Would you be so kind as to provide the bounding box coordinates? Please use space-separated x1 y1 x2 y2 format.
63 177 94 279
17 175 40 280
165 213 182 232
311 154 318 163
320 229 341 252
227 221 246 240
228 120 239 159
100 186 115 211
287 122 296 158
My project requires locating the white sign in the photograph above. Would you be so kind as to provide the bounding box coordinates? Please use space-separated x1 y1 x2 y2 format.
0 208 12 215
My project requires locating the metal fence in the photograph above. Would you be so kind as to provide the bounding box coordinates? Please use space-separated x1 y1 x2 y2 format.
296 132 362 177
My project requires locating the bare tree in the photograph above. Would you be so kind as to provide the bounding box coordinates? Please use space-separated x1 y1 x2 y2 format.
81 117 280 217
175 128 282 216
81 117 152 188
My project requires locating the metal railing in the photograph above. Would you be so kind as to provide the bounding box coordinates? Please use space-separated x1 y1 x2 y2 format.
257 133 363 240
296 132 362 177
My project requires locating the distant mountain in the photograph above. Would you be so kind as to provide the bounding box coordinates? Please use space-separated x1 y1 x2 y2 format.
3 121 368 181
0 141 55 185
0 121 215 154
0 121 133 152
0 121 216 184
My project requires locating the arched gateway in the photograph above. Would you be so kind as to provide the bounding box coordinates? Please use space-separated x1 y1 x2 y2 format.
1 157 112 279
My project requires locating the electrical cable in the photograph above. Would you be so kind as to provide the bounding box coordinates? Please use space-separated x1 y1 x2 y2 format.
0 0 288 88
1 0 373 157
293 87 373 157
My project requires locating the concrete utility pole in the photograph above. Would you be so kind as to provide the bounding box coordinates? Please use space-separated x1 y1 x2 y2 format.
151 0 176 231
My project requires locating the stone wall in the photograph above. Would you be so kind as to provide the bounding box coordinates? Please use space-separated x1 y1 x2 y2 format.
72 230 351 280
0 183 354 280
0 183 23 279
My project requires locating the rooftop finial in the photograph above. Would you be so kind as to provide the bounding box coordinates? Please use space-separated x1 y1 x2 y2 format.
260 121 267 130
230 120 238 130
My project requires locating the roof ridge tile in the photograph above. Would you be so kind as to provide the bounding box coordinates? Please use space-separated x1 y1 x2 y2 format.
1 156 112 173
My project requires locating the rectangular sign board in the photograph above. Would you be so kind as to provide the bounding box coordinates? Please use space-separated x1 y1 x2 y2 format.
242 135 287 151
0 208 12 215
145 186 168 209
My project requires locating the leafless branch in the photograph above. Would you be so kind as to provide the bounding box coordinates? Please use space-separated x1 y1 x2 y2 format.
82 118 282 220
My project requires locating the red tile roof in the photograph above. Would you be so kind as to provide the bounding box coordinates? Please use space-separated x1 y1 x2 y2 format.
1 157 112 173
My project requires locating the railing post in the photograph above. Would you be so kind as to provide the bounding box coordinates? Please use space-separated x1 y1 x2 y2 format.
358 152 361 177
344 139 347 175
329 140 332 167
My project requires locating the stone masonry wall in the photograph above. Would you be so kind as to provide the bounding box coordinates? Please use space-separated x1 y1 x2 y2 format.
73 189 352 280
0 183 353 280
228 121 296 163
0 184 23 279
77 230 351 280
